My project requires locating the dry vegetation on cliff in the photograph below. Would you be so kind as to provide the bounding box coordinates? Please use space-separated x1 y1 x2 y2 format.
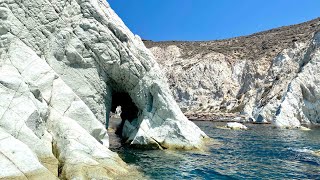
145 18 320 62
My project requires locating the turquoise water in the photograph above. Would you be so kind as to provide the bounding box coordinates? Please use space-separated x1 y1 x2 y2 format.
110 122 320 179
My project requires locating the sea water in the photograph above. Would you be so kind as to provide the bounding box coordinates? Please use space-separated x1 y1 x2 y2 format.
110 121 320 179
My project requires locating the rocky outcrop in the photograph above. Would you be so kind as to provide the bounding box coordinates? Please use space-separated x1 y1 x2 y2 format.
146 18 320 128
226 122 248 130
0 0 206 179
273 32 320 127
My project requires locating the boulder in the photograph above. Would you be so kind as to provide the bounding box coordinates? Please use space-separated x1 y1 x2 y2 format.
226 122 248 130
298 126 311 131
313 150 320 156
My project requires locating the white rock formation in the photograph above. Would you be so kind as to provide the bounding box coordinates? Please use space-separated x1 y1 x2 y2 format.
273 32 320 127
150 45 244 113
251 42 309 124
0 129 57 179
0 0 207 179
147 19 320 128
226 122 248 130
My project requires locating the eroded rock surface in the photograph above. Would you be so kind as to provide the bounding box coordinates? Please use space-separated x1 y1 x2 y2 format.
0 0 206 179
226 122 248 130
274 32 320 127
146 18 320 128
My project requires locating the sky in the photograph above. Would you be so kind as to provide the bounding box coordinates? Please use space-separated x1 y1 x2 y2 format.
108 0 320 41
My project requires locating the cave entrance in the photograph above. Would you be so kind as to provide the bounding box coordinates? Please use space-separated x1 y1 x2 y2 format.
109 92 139 137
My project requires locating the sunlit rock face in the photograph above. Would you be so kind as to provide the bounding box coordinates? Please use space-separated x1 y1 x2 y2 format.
273 32 320 127
0 0 207 179
146 18 320 128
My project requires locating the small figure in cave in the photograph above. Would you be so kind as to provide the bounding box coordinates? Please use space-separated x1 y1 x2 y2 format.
111 92 139 136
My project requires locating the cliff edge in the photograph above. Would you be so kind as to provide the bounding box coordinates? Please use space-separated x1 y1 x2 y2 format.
145 18 320 128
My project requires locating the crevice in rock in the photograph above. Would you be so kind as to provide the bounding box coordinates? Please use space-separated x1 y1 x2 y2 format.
298 33 319 73
147 93 153 113
110 91 139 137
52 140 63 178
107 22 129 43
149 137 166 150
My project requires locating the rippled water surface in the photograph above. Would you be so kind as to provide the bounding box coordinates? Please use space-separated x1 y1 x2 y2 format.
110 122 320 179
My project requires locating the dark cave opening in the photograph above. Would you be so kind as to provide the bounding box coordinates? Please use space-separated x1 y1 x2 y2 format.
110 92 139 136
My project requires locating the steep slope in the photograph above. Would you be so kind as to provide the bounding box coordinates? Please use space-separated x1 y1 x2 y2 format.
0 0 206 179
274 32 320 127
145 18 320 128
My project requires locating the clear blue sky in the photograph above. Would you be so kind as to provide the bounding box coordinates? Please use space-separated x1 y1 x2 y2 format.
108 0 320 41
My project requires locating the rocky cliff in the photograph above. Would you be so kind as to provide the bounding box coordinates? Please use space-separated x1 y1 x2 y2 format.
0 0 207 179
145 18 320 128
